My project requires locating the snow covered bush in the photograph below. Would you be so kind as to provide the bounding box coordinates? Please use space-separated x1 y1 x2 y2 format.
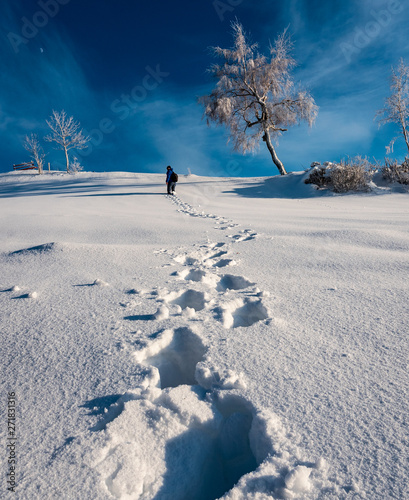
381 158 409 185
330 158 373 193
305 157 374 193
69 156 84 174
304 161 333 189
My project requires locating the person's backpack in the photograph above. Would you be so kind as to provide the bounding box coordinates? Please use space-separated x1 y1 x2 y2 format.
171 172 178 182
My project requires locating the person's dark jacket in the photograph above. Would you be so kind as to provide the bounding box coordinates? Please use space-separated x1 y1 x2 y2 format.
166 169 174 183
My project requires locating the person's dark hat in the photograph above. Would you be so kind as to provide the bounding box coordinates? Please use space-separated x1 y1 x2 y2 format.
166 166 171 169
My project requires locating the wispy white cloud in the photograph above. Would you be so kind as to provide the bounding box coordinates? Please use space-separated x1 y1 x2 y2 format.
1 0 409 175
0 3 102 169
253 0 409 165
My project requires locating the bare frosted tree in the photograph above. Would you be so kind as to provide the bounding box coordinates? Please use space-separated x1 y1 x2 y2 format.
44 110 90 173
376 59 409 154
199 22 318 175
23 133 46 174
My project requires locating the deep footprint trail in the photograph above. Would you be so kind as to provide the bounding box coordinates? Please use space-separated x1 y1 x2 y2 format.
90 193 335 499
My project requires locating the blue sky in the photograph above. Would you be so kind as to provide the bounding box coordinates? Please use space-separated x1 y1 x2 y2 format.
1 0 409 176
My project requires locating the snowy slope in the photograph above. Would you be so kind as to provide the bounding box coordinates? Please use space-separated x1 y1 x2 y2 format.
1 171 408 500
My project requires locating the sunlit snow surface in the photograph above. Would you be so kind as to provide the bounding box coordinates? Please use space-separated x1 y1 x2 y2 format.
1 170 408 499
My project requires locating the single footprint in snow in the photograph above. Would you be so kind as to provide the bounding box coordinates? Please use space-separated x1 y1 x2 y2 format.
213 258 237 268
175 268 219 288
214 297 269 328
228 232 258 243
94 387 283 500
134 327 207 388
216 274 255 292
164 289 208 312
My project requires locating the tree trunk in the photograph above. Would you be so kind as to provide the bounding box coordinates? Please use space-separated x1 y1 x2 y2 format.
64 148 70 173
402 124 409 153
263 131 287 175
398 108 409 153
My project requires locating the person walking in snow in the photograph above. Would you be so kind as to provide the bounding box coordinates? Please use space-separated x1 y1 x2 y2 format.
165 165 177 195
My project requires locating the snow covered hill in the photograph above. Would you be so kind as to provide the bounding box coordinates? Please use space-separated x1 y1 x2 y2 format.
1 171 408 499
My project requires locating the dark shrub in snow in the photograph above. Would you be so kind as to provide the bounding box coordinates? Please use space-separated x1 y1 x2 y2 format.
331 159 373 193
304 161 333 189
382 158 409 185
305 157 374 193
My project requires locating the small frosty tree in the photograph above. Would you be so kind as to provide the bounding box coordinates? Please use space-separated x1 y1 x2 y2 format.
23 133 46 174
69 155 84 174
199 22 318 175
44 110 89 173
376 59 409 154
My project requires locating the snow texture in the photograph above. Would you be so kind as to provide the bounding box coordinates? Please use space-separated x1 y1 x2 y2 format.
1 170 408 500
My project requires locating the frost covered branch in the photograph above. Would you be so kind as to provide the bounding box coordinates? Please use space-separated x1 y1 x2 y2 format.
375 59 409 154
23 133 46 174
44 110 90 173
199 21 318 175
